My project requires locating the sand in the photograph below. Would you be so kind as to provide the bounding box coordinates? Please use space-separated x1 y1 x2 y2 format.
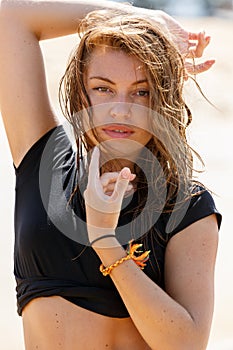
0 15 233 350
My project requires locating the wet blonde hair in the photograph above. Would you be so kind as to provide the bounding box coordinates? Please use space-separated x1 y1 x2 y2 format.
59 9 203 215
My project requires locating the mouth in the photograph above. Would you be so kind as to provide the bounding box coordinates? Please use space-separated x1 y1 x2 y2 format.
102 124 134 139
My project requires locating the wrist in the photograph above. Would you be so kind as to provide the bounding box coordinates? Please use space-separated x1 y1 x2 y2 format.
90 234 119 249
87 225 117 246
96 240 151 277
94 242 126 269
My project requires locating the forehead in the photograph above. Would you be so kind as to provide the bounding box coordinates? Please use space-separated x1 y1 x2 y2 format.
85 46 147 82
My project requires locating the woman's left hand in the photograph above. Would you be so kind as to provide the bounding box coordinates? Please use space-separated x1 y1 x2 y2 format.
84 147 135 243
144 10 215 76
184 30 215 77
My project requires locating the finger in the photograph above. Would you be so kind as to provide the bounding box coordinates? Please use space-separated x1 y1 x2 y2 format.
100 172 136 188
129 173 136 181
186 32 199 55
188 31 210 43
186 32 211 59
111 168 132 202
195 59 215 74
193 31 208 58
88 146 100 185
105 183 134 197
188 32 199 40
194 34 210 57
185 59 215 75
100 172 120 187
85 146 105 206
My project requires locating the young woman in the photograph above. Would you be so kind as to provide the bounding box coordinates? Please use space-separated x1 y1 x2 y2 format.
0 1 221 349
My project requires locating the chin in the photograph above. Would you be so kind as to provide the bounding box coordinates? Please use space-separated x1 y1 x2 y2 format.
99 139 145 162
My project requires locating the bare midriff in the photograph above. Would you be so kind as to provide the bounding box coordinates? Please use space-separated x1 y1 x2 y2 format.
22 296 151 350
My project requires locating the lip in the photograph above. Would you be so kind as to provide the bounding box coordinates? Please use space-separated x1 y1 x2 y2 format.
102 124 134 139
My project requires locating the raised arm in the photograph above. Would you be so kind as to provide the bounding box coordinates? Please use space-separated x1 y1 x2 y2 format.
0 0 123 167
0 0 213 167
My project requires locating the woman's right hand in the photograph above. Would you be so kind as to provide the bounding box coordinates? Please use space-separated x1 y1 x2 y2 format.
84 147 136 243
100 171 135 197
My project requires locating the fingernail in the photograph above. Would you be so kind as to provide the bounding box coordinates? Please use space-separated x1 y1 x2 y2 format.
121 168 130 179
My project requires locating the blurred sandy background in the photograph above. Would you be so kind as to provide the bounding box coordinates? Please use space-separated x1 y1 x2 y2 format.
0 15 233 349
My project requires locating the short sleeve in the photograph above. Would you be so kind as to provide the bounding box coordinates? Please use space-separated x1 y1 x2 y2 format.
14 126 61 175
164 187 222 239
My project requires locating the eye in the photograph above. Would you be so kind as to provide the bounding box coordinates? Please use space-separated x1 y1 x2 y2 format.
135 90 150 97
93 87 112 93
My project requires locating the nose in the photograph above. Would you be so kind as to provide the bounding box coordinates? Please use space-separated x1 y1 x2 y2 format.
110 102 132 120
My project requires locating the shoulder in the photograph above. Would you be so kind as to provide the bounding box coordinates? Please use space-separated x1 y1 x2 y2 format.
163 184 222 239
15 124 75 177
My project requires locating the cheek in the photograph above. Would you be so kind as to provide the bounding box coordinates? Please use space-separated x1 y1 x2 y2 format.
131 107 150 129
87 93 98 106
135 111 152 135
142 131 152 145
91 104 111 127
81 112 98 145
88 92 110 107
81 107 106 133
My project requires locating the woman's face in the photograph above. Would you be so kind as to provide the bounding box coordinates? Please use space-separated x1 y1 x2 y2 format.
83 47 152 160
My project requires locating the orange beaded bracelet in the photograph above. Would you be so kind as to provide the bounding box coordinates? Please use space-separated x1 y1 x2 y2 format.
99 240 150 276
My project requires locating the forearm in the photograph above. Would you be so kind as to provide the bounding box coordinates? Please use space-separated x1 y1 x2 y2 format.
0 0 111 39
0 0 165 41
94 242 207 350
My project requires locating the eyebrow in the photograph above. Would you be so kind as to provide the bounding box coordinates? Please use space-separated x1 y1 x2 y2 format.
89 76 148 85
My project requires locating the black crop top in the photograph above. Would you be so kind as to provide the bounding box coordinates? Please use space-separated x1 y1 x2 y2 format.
14 125 221 318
